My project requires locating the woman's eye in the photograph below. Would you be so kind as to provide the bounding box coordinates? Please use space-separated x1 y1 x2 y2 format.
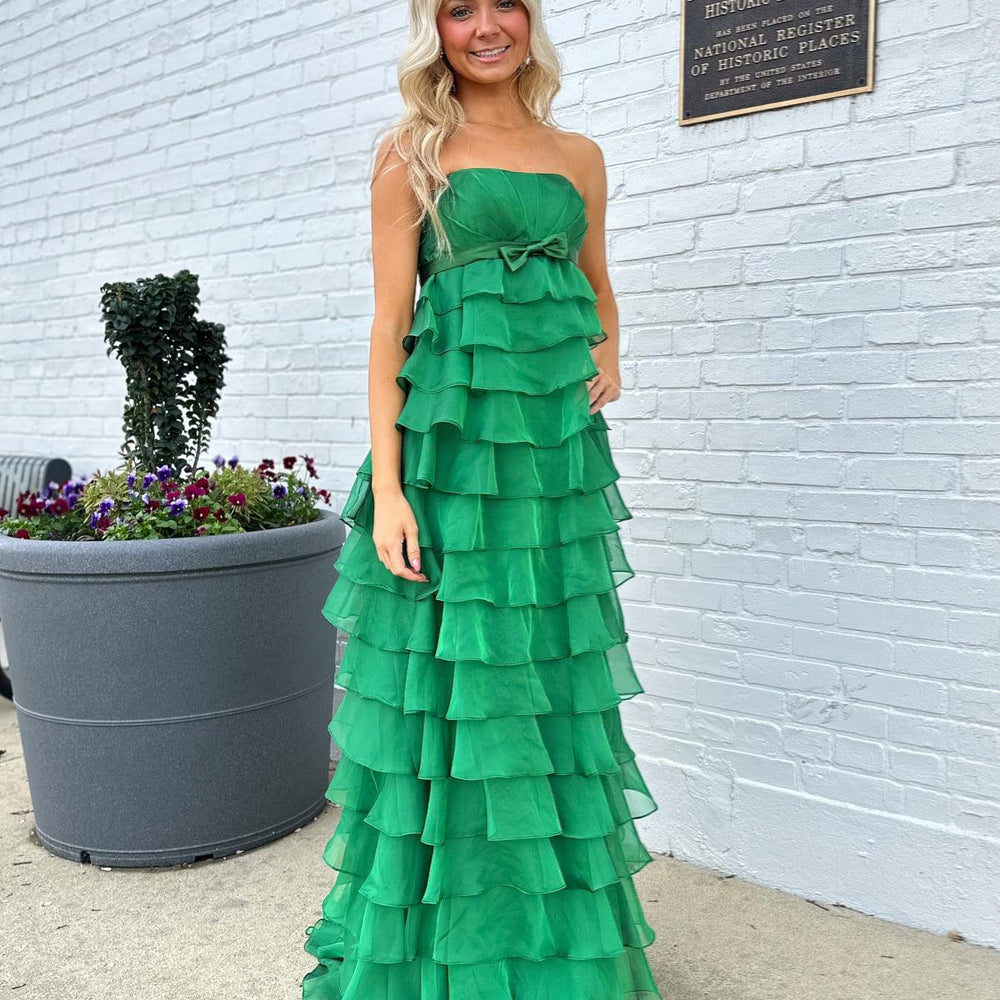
449 0 518 15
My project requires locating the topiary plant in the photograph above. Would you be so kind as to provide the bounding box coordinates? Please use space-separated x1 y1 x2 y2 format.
101 269 230 479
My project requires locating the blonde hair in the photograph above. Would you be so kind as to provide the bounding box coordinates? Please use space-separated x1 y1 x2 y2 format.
370 0 564 257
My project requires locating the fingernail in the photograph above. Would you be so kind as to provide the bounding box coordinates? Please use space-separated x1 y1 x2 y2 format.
412 558 420 570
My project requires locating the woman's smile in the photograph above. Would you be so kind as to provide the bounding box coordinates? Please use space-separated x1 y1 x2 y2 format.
469 43 510 62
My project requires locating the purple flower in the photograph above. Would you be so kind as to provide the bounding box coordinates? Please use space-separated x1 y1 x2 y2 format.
272 483 288 499
156 465 173 482
169 498 186 516
126 472 136 488
98 497 115 515
142 472 157 489
212 454 227 468
228 455 239 469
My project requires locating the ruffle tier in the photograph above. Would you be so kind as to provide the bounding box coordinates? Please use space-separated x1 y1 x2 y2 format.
303 248 661 999
396 255 608 449
401 254 607 354
338 423 632 548
302 949 660 1000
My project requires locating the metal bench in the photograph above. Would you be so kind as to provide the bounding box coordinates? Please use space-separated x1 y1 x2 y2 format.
0 455 74 700
0 455 73 519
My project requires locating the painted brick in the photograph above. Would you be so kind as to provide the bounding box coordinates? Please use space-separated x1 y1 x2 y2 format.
2 0 999 951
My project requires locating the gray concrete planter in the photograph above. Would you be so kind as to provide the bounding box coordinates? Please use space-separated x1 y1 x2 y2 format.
0 509 345 867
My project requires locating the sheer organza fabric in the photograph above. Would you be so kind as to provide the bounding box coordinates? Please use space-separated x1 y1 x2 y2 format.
302 169 663 1000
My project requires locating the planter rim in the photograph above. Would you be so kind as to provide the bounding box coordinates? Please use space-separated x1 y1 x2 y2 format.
0 507 345 577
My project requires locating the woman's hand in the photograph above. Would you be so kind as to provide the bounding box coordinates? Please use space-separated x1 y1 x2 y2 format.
372 490 429 582
586 351 622 415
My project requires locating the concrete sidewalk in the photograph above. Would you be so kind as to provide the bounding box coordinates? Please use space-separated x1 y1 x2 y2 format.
2 695 997 1000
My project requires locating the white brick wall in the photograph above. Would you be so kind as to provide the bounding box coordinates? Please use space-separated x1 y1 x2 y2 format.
2 0 999 948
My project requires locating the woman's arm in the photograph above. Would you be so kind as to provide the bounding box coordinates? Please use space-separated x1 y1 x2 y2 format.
365 139 429 582
574 137 622 414
368 141 422 499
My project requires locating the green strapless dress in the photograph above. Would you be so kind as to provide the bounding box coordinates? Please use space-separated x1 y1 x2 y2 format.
301 168 663 999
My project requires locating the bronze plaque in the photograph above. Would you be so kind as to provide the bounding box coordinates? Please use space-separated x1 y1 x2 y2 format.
680 0 876 125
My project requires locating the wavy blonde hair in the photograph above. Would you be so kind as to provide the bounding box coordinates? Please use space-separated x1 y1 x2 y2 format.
369 0 564 257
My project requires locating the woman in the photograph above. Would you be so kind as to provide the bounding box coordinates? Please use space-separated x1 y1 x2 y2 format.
301 1 663 997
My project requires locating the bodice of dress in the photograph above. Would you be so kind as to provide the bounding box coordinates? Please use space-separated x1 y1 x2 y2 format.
417 168 589 285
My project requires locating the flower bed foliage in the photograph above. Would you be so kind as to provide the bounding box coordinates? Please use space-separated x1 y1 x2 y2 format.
0 454 332 541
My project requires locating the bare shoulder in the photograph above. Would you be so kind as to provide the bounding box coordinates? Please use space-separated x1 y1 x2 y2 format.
560 129 603 164
550 128 606 199
372 133 412 194
370 133 423 236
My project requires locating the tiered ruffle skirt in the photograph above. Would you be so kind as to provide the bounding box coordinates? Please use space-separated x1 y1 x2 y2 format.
302 253 662 999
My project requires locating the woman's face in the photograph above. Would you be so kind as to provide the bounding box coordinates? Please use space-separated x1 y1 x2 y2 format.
437 0 531 84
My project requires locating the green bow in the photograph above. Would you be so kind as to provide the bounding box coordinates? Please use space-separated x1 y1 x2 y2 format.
498 231 570 271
